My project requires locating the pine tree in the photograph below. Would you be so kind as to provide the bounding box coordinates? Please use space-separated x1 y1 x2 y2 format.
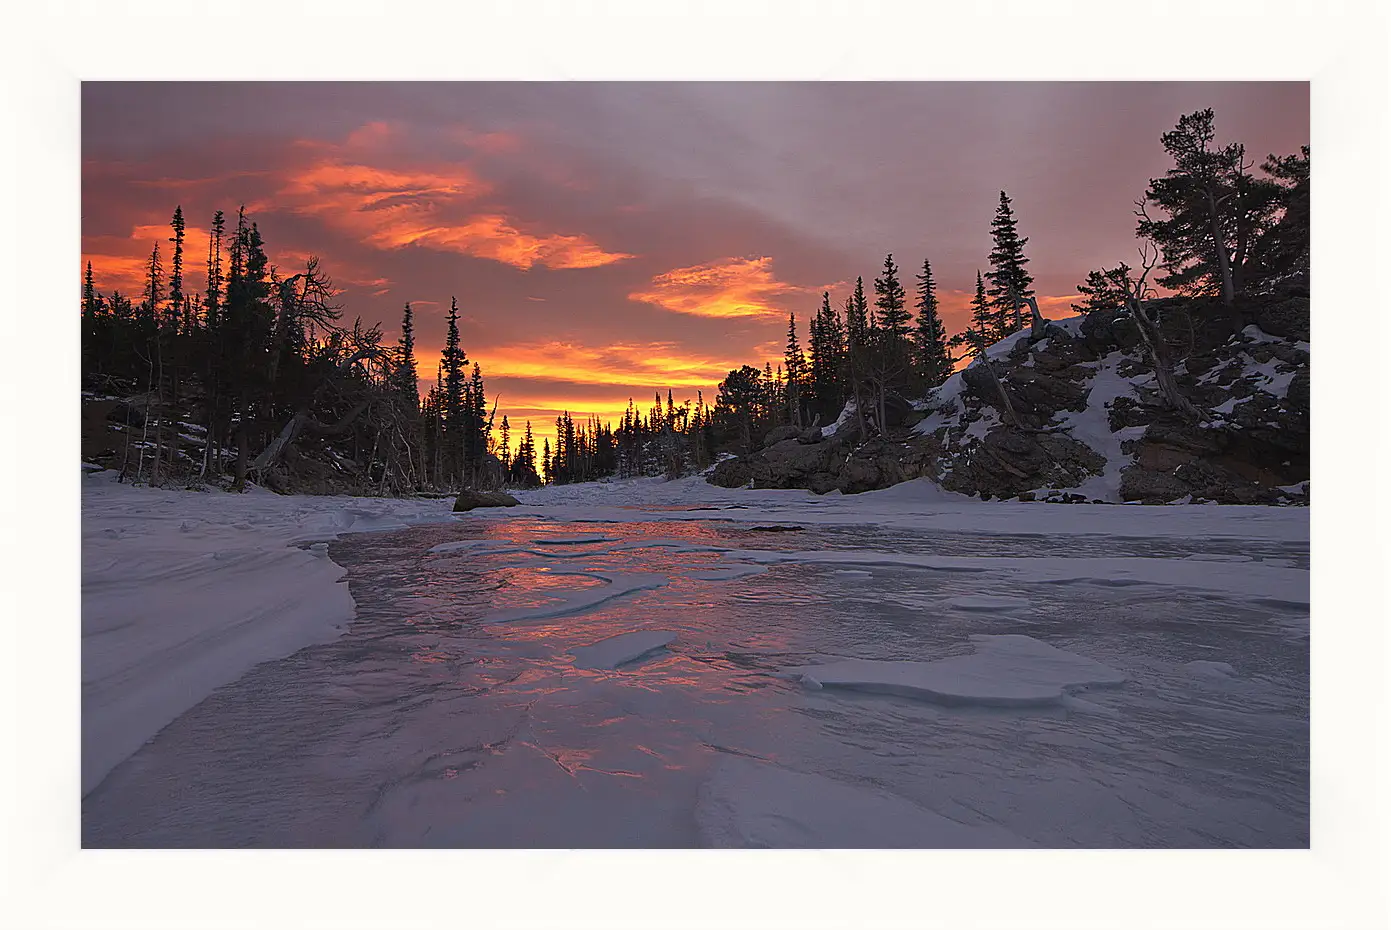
1136 109 1283 310
1071 263 1135 313
441 297 468 482
784 312 807 426
469 362 487 470
205 210 225 328
499 415 511 474
522 420 537 474
873 253 911 342
83 261 97 317
541 438 552 484
395 302 419 412
167 206 185 329
810 291 845 421
82 262 101 375
1249 146 1309 283
140 242 163 336
985 191 1034 338
846 276 870 349
843 277 873 433
950 271 993 360
912 258 952 389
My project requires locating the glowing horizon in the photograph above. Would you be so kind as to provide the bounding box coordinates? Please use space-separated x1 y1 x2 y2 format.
82 82 1309 454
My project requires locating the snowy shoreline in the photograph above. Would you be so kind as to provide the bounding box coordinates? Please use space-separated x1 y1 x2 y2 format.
80 472 460 796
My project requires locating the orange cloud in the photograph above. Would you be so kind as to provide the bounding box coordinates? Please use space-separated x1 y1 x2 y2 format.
385 214 631 270
81 222 384 299
629 256 812 319
274 157 631 270
81 252 151 296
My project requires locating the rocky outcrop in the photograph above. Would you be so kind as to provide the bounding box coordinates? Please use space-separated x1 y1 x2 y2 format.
709 433 943 496
706 287 1309 505
939 427 1106 500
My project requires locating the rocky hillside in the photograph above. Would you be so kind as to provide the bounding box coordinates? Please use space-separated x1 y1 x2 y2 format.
709 282 1309 505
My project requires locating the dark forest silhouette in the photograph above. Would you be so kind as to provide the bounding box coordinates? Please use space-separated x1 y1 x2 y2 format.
81 109 1308 494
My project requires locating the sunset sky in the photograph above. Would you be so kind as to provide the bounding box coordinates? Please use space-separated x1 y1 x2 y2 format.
81 82 1309 446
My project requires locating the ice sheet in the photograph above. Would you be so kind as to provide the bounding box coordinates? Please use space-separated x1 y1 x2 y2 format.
787 634 1127 707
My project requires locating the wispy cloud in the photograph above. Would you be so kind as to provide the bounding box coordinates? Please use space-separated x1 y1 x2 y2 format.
268 124 632 270
629 256 812 319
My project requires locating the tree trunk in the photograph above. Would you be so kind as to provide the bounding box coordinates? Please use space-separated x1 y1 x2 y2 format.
1024 295 1048 342
233 415 249 491
250 400 372 474
1204 186 1237 308
1130 296 1200 419
979 356 1020 427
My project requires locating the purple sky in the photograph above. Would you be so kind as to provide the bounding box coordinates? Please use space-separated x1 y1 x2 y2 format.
82 81 1309 442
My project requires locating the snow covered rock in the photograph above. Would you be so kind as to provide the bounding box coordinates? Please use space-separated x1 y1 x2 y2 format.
705 284 1308 505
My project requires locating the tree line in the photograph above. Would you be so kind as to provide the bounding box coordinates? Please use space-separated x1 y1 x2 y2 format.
81 107 1307 493
81 205 539 493
701 106 1308 451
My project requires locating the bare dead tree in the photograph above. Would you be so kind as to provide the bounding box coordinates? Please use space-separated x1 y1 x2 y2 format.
268 258 344 389
250 319 385 475
1018 289 1049 343
970 332 1020 428
1125 243 1202 419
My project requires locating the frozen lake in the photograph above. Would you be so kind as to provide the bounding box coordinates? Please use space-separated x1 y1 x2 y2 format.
82 506 1309 848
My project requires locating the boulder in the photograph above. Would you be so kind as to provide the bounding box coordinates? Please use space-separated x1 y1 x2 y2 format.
881 392 914 431
453 489 519 512
940 426 1104 499
796 425 826 444
960 363 1001 406
1251 293 1310 341
709 457 754 489
1119 466 1192 504
762 424 800 447
1002 368 1089 418
1080 306 1142 353
747 439 839 490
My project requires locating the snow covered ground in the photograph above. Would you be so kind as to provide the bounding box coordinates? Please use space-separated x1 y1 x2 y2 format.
81 469 1311 852
499 473 1310 541
80 471 458 795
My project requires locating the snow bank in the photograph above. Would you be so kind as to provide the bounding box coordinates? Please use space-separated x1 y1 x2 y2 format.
786 634 1127 708
81 474 455 796
570 630 678 669
1049 351 1144 502
501 475 1309 543
820 400 856 438
695 756 1028 848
